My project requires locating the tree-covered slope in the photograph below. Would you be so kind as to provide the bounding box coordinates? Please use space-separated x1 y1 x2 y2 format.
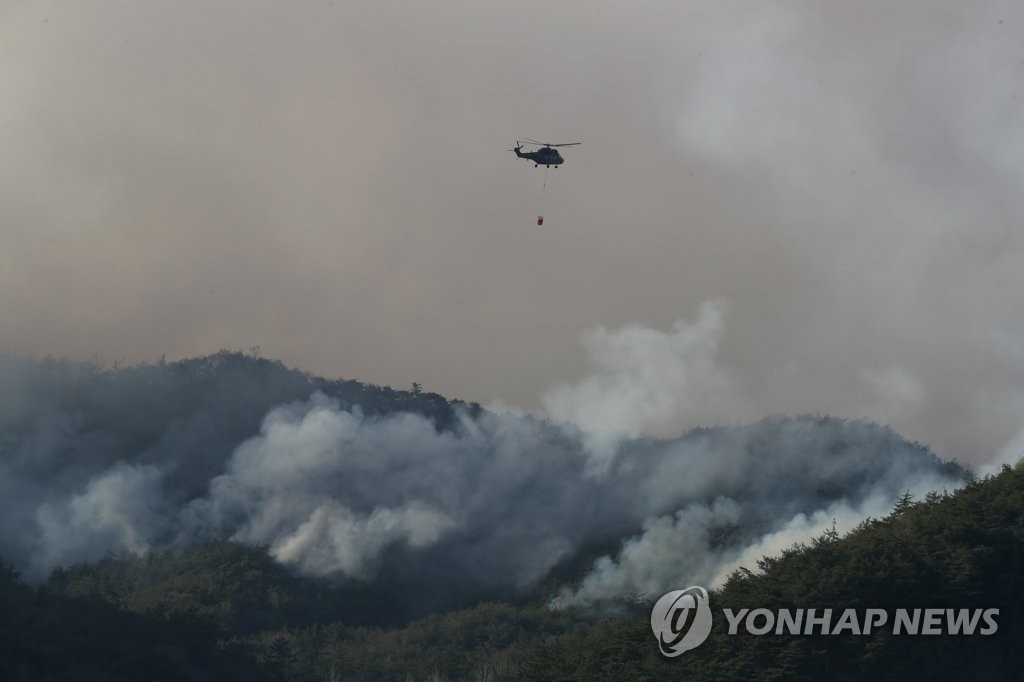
519 463 1024 681
2 463 1020 680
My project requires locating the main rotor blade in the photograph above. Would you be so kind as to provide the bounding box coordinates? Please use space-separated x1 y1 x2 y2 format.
521 138 581 147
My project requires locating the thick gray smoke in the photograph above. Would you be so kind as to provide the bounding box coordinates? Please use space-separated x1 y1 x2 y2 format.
543 300 738 473
0 339 961 614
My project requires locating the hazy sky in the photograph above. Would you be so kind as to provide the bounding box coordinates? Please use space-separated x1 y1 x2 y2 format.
4 1 1024 465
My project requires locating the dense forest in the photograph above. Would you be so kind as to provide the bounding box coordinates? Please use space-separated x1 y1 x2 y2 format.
1 351 1016 679
3 463 1023 679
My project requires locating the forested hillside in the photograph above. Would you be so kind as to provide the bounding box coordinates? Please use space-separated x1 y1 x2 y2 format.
1 351 1005 680
3 463 1022 679
521 462 1024 680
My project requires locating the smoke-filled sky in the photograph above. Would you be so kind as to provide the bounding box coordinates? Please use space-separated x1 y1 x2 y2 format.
3 1 1024 464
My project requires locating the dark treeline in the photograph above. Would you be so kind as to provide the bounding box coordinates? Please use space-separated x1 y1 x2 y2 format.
0 348 476 465
3 463 1023 680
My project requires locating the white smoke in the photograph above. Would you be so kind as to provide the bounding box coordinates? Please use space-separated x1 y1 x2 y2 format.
558 498 742 606
709 496 891 589
270 500 455 579
0 342 964 614
543 300 740 472
541 303 965 604
179 393 462 579
32 463 169 576
559 467 961 606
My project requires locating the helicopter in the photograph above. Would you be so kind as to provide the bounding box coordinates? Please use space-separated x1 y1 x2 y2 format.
509 139 581 168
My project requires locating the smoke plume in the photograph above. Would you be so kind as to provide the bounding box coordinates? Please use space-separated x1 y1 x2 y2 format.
0 336 963 616
543 300 740 472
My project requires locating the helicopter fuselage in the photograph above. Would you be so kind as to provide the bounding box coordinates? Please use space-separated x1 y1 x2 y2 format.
514 146 563 167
